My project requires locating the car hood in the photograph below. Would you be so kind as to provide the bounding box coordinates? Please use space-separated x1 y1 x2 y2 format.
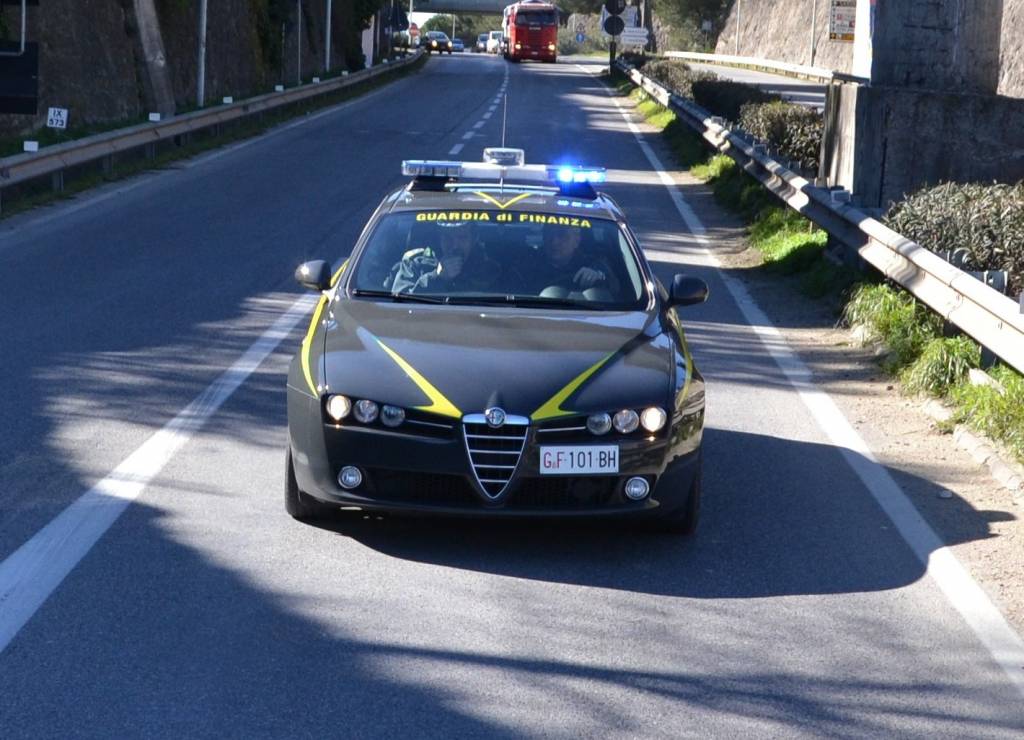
321 299 672 420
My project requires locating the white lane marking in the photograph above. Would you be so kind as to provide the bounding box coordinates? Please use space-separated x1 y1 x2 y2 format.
0 294 317 654
461 131 474 141
591 64 1024 698
488 106 497 113
482 112 492 120
473 120 485 129
448 143 465 155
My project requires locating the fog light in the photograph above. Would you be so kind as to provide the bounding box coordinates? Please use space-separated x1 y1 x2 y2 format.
586 412 612 435
354 399 379 423
325 394 351 421
381 405 405 427
640 406 667 433
624 477 649 501
338 466 363 490
613 409 639 434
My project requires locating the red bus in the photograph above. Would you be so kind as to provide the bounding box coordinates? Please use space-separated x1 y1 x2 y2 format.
502 0 559 63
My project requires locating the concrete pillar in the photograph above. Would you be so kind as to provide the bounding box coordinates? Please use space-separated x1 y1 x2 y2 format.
852 0 1002 94
822 0 1014 209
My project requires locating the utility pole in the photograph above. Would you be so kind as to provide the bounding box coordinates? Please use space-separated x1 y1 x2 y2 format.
735 0 741 56
809 0 817 65
325 0 333 72
197 0 208 107
296 0 302 85
452 15 456 40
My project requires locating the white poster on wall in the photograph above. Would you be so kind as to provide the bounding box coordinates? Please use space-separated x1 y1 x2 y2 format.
829 0 857 41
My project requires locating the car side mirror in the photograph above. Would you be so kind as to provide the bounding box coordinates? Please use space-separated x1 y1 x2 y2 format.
669 274 708 307
294 260 333 292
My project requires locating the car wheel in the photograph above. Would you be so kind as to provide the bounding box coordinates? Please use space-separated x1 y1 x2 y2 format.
644 455 701 535
285 447 335 522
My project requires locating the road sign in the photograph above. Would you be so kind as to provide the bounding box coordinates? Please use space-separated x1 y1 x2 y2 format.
618 28 649 46
701 20 713 32
602 15 625 36
46 107 68 129
829 0 856 41
576 33 585 43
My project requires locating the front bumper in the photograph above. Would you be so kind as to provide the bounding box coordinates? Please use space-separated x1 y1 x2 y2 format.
288 392 702 518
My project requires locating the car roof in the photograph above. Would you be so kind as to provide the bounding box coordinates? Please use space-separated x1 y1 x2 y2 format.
382 184 624 222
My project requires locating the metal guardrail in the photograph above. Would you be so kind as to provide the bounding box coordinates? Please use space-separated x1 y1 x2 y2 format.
0 51 423 213
619 61 1024 375
662 51 866 85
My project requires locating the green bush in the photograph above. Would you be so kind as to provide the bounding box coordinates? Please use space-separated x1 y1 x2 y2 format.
642 59 717 99
738 100 823 173
691 78 778 122
885 182 1024 295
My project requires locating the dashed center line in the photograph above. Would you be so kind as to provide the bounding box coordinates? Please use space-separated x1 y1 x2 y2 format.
448 143 464 155
473 121 485 129
461 131 475 141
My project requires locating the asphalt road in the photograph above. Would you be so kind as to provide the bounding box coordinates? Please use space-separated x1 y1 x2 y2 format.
685 61 827 109
0 53 1021 737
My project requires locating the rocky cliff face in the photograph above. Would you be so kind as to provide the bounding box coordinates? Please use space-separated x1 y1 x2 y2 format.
0 0 370 135
715 0 853 73
1001 0 1024 97
715 0 1024 98
0 1 143 135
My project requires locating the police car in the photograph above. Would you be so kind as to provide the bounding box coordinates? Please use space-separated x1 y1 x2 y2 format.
286 149 708 533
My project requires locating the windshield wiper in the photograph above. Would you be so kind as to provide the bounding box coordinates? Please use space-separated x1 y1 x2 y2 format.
351 289 448 305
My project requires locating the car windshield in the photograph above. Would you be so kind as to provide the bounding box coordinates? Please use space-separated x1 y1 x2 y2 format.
490 32 503 39
427 32 448 40
351 209 647 310
516 10 557 26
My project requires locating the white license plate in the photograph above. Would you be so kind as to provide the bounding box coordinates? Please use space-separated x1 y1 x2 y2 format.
539 445 619 475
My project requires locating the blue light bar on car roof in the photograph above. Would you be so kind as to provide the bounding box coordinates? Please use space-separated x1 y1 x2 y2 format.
552 166 607 184
401 153 606 194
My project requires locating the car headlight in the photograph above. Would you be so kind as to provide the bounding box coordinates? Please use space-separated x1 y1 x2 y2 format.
515 42 522 49
612 409 639 434
640 406 667 433
381 405 405 428
354 399 379 423
431 41 437 47
447 42 452 48
548 43 556 51
325 394 351 421
586 412 612 435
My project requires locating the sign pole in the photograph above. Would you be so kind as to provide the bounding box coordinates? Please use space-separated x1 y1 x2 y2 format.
325 0 333 72
297 0 302 85
197 0 208 107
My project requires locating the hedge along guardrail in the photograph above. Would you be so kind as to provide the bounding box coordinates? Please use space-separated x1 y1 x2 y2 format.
662 50 867 85
0 51 424 214
618 60 1024 376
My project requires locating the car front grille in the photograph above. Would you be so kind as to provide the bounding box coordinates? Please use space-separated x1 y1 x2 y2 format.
462 414 529 499
507 476 621 510
365 469 479 507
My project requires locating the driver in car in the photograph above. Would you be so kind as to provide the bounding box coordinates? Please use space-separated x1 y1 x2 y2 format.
529 225 615 294
390 222 499 294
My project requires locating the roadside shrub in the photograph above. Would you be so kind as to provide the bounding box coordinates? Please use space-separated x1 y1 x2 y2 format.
901 336 981 397
739 101 823 173
642 59 717 100
885 182 1024 295
691 79 778 122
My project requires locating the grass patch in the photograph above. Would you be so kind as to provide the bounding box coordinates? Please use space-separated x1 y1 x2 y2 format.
0 55 427 218
950 366 1024 462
